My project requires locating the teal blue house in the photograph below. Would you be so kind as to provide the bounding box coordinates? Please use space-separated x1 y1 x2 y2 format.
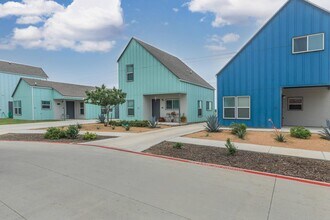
117 38 215 123
217 0 330 128
0 60 48 118
12 78 101 120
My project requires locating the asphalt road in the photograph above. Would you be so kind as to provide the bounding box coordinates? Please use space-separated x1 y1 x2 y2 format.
0 141 329 220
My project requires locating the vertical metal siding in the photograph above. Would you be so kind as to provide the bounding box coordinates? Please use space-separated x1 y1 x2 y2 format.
118 39 215 122
217 0 330 128
0 72 45 118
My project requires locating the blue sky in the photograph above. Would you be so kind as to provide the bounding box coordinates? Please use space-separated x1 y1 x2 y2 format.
0 0 329 88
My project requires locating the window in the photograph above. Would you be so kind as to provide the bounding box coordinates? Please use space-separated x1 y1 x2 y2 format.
127 100 135 116
13 101 22 115
166 99 179 110
198 100 203 117
293 33 324 54
41 101 51 110
288 97 303 111
80 102 85 115
206 101 213 111
237 97 250 119
126 64 134 82
223 96 250 119
223 97 235 119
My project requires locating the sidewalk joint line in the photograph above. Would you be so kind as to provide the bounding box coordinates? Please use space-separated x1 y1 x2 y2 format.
267 178 277 220
0 199 27 220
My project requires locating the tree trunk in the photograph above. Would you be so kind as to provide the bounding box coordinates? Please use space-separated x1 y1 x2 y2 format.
106 108 110 126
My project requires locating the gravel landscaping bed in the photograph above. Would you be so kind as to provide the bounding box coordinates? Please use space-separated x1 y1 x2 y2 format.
144 142 330 183
0 133 114 143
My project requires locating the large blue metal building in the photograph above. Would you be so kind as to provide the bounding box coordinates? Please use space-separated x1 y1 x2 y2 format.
217 0 330 128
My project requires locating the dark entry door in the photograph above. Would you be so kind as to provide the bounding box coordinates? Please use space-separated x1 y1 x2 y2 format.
8 101 13 118
66 101 75 119
152 99 160 120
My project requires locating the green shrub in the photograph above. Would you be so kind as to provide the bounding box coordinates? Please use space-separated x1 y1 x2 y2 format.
290 127 311 139
236 129 246 140
225 138 237 156
205 115 221 132
44 127 66 140
109 120 149 127
66 125 80 139
122 124 130 131
173 142 183 149
76 123 82 129
83 132 97 140
320 120 330 140
275 133 286 142
230 123 247 135
148 117 158 128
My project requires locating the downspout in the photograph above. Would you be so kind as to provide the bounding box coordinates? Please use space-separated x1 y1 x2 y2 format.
32 87 35 120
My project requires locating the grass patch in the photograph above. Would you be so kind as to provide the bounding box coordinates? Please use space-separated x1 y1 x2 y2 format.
0 119 57 125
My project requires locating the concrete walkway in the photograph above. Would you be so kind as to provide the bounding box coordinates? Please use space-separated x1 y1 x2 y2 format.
169 137 330 161
87 123 205 152
0 120 97 135
0 141 329 220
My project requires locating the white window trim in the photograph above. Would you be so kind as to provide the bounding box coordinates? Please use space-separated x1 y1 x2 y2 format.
165 99 180 110
126 64 134 82
13 100 22 116
127 100 135 117
223 96 251 120
206 101 213 111
41 100 51 110
223 96 236 119
80 102 85 115
237 96 251 120
292 33 325 54
198 100 203 117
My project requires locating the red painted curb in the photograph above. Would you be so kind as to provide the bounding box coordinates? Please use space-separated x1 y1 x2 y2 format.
1 140 329 187
77 143 330 188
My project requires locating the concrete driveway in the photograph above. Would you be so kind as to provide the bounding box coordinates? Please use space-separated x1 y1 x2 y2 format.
0 141 329 220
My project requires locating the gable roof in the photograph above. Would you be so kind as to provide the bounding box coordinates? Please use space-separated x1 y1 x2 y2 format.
0 60 48 78
217 0 330 76
118 38 214 90
13 78 95 98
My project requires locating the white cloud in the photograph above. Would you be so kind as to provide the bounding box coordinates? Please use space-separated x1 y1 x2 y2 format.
205 33 240 51
0 0 64 18
221 33 240 43
187 0 330 27
173 8 179 12
0 0 123 52
16 16 44 24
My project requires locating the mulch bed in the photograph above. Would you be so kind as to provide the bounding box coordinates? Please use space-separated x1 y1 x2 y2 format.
144 142 330 183
0 133 114 144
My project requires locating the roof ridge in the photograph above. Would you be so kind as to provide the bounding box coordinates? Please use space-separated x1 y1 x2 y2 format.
132 38 214 90
0 60 43 69
21 77 95 89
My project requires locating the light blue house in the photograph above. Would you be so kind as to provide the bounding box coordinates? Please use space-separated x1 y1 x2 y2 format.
0 60 48 118
217 0 330 128
12 78 101 120
118 38 215 123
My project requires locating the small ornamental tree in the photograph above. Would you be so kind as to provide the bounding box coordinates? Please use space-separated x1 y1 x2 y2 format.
85 85 126 125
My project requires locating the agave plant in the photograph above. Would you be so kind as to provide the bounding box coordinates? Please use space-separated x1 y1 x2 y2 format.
148 116 158 128
320 120 330 140
205 115 221 132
